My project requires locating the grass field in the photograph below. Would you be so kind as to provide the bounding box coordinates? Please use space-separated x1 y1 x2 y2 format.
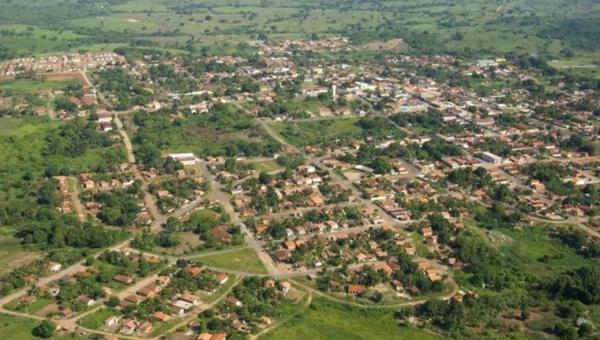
0 79 79 94
0 233 41 276
0 0 596 64
6 296 53 314
248 159 283 173
0 313 84 340
270 117 403 147
78 307 118 330
199 248 267 274
498 226 596 277
260 298 442 340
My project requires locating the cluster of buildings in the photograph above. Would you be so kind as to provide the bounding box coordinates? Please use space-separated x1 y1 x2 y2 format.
0 53 125 76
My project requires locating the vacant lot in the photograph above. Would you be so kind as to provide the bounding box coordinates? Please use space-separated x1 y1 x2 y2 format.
200 248 267 274
0 79 79 94
270 117 403 147
260 298 441 340
0 313 85 340
247 159 283 173
498 226 596 277
0 234 41 276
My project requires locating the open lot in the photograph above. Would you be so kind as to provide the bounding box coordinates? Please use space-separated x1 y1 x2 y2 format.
0 233 41 276
0 313 84 340
0 78 80 94
270 117 404 147
260 298 441 340
497 226 597 277
199 248 267 274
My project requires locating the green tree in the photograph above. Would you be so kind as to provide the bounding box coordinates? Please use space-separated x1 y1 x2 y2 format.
32 320 55 338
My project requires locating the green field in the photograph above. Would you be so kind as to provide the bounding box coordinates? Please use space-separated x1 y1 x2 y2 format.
6 296 53 314
199 248 267 275
78 307 119 330
0 79 80 94
0 233 41 276
0 0 597 64
498 226 596 277
0 313 84 340
133 104 280 159
270 117 403 147
260 298 442 340
248 159 283 173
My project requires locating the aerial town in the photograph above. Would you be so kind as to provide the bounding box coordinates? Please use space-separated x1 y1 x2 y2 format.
0 13 599 340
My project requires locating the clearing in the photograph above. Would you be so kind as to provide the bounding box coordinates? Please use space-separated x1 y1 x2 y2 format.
199 248 267 275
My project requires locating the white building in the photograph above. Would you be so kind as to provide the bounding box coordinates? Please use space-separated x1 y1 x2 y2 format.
478 151 503 165
168 153 199 166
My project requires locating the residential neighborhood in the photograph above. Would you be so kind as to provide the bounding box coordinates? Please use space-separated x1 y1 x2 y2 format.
0 13 598 339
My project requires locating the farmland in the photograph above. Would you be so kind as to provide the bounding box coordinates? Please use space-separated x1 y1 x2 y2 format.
0 0 597 77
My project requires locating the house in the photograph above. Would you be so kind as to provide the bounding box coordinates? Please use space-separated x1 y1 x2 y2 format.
168 153 198 166
478 151 503 164
99 121 113 132
391 280 404 292
216 273 229 285
272 249 289 261
152 311 171 322
47 261 62 273
137 284 160 298
185 265 203 276
420 227 433 238
282 240 296 251
210 333 227 340
105 315 121 327
120 295 141 308
172 299 194 312
137 321 153 334
225 296 243 307
426 269 443 282
59 307 73 318
372 262 393 276
78 294 96 307
197 333 227 340
157 275 171 287
347 284 366 296
278 281 291 295
180 292 200 305
120 319 137 334
22 295 36 304
259 315 273 325
113 274 133 284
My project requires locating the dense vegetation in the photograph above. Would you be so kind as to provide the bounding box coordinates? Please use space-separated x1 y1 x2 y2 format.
133 104 280 165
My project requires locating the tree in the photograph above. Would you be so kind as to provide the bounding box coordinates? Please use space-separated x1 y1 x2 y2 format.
32 320 55 338
370 157 392 174
106 296 120 307
258 171 271 184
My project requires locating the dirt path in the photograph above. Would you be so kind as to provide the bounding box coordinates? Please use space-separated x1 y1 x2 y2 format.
290 277 459 310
